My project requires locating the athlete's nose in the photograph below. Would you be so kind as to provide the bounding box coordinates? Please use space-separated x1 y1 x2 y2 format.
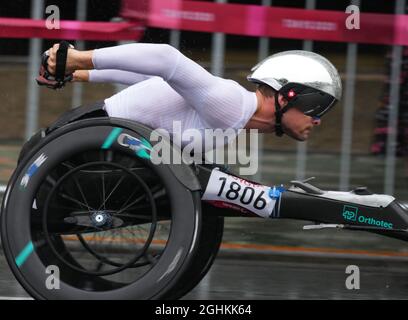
312 116 321 126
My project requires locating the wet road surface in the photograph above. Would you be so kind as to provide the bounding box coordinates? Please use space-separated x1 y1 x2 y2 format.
185 256 408 299
1 249 408 300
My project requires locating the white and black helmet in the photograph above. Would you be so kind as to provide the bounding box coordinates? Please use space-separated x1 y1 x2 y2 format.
247 50 342 136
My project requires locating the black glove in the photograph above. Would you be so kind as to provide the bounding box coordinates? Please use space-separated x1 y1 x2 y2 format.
36 41 74 90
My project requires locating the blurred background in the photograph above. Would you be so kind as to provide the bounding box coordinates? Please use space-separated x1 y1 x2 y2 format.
2 0 408 299
1 0 407 197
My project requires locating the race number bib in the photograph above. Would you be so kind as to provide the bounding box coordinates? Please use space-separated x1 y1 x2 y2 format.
202 169 276 218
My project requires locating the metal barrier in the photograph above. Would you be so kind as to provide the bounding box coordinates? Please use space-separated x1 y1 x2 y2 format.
1 0 408 197
146 0 407 195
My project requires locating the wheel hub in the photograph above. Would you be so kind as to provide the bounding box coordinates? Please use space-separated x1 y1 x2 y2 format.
90 211 112 228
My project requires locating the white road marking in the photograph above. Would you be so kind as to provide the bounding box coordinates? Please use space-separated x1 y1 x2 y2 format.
0 296 33 300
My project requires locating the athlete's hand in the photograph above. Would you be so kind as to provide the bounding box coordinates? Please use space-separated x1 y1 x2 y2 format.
46 43 78 76
72 70 90 82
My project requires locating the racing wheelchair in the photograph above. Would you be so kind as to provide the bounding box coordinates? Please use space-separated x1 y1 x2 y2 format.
2 41 408 299
3 101 408 300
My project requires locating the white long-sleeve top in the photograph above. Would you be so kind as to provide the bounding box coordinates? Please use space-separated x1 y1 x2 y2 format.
90 43 258 147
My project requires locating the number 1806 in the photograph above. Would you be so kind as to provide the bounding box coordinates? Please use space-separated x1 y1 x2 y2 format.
217 177 267 210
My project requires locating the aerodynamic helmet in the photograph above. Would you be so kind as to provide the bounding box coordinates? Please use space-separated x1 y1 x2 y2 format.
247 50 342 136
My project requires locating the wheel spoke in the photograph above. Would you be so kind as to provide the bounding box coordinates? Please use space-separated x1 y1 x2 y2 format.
73 176 91 211
118 189 138 212
60 193 94 211
113 213 152 220
115 184 163 216
97 175 126 211
115 195 146 216
101 170 106 210
40 158 161 279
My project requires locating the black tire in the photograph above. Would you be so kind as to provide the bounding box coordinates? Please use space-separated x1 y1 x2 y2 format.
1 119 202 299
165 214 224 299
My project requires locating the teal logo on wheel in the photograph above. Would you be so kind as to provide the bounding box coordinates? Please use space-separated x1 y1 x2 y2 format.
117 133 152 160
343 205 358 221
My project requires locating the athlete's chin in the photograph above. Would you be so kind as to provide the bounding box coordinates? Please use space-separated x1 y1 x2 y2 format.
300 129 312 140
297 135 308 142
284 128 310 141
288 133 308 141
298 134 310 141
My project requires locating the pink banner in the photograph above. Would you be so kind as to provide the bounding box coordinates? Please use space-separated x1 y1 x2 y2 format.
2 1 408 45
121 0 408 46
0 18 143 41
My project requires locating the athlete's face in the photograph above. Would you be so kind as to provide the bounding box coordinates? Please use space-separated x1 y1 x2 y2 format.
275 95 321 141
281 107 321 141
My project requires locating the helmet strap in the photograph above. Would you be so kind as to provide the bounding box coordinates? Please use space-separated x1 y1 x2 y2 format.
274 93 285 137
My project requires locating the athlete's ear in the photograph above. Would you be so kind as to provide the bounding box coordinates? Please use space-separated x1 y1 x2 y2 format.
277 94 288 107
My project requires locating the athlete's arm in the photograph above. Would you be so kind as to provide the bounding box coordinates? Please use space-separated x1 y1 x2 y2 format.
89 43 255 128
73 69 155 85
47 42 257 129
72 70 89 82
49 42 223 99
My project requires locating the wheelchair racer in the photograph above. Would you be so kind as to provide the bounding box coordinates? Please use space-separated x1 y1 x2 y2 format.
39 42 342 145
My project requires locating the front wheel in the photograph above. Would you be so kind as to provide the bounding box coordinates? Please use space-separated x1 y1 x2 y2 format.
1 119 202 299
